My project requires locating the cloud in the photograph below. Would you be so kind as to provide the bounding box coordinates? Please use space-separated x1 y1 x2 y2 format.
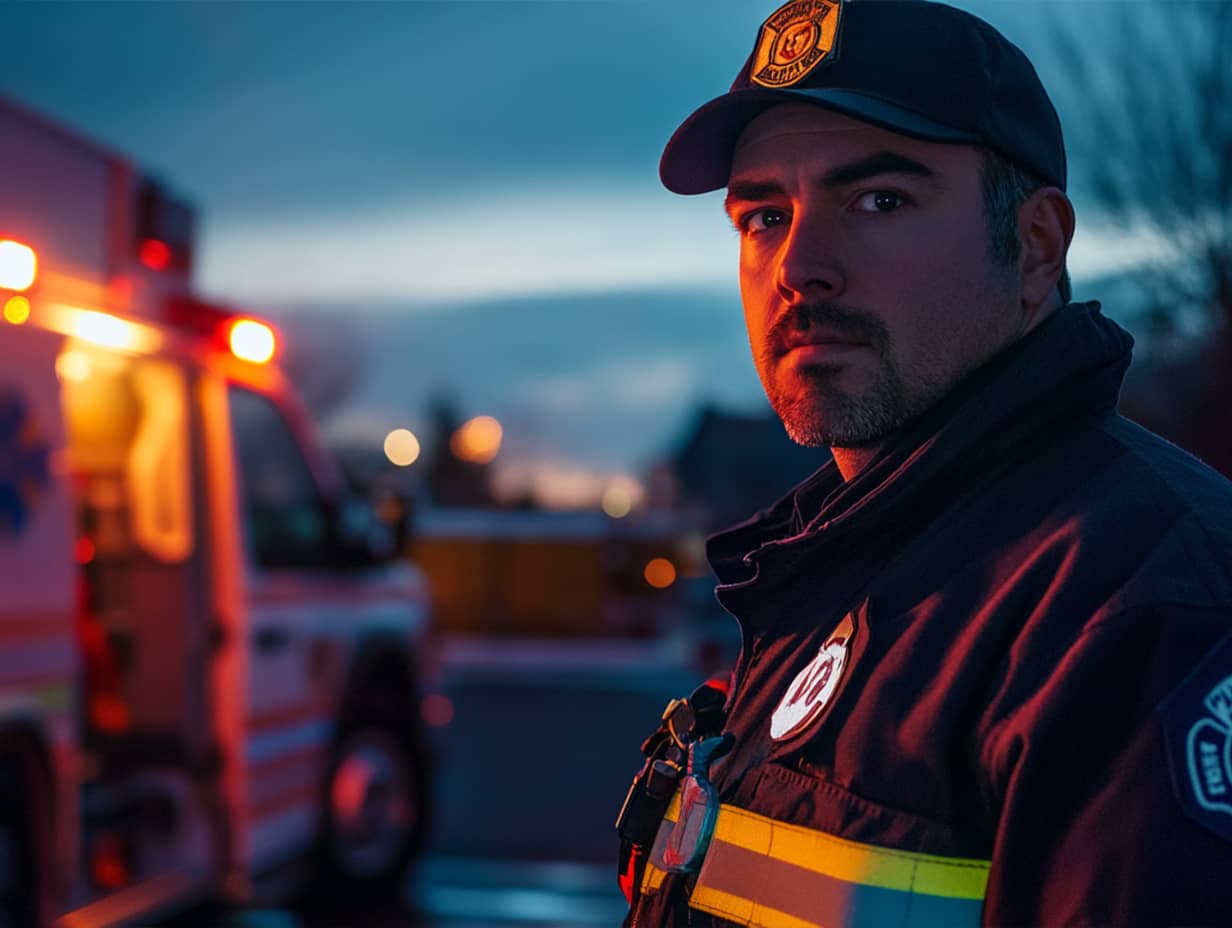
515 357 696 415
198 182 736 307
285 287 763 474
1067 222 1175 283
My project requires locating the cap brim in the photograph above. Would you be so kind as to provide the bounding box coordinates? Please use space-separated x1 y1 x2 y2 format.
660 88 981 195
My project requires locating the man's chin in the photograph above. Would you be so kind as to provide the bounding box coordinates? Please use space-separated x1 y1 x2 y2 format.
778 409 839 448
775 399 899 450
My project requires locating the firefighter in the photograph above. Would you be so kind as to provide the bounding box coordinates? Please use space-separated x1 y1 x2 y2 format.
617 1 1232 925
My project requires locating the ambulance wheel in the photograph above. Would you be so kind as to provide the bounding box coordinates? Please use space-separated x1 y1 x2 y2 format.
0 773 36 928
318 711 427 902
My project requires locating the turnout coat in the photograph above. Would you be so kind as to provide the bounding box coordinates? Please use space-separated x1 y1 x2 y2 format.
628 302 1232 927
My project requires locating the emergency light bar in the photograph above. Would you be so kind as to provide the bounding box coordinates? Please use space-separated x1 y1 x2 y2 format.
0 239 37 291
163 295 278 364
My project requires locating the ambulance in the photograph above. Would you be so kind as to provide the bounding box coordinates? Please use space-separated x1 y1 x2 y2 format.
0 96 434 926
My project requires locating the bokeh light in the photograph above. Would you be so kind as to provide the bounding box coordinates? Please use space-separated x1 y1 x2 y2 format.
644 558 677 589
451 415 503 464
72 310 137 350
601 475 644 517
4 295 30 325
421 693 454 727
602 485 632 518
384 428 421 467
55 350 92 383
0 239 37 291
228 318 276 364
138 238 172 271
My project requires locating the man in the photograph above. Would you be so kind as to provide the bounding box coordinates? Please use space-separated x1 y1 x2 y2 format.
616 1 1232 925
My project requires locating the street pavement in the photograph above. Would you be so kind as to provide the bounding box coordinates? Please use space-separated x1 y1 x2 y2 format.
164 635 719 928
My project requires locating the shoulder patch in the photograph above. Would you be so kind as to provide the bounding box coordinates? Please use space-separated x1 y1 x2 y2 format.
1160 632 1232 843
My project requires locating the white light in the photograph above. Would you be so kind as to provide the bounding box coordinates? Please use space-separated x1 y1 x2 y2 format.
0 240 37 291
229 319 277 364
43 304 162 354
384 428 421 467
72 310 139 349
55 351 92 383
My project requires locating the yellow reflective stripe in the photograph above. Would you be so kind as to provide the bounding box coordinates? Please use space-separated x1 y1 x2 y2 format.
641 790 987 908
664 790 681 822
641 858 668 893
711 803 988 899
690 886 823 928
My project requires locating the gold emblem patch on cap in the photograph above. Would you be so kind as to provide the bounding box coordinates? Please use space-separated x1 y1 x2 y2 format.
750 0 841 88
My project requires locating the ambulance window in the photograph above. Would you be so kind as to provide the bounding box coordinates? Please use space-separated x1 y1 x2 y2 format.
228 387 328 569
61 350 194 564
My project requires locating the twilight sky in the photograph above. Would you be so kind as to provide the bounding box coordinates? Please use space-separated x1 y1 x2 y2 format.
1 0 1176 496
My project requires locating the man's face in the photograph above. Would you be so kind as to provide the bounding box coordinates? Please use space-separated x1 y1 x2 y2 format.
726 104 1025 449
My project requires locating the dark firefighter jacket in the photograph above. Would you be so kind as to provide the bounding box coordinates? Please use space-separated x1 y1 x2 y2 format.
626 301 1232 927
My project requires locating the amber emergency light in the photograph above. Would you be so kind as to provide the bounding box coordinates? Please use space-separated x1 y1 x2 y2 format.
0 239 38 292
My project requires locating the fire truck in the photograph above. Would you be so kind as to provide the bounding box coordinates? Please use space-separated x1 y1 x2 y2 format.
0 97 434 926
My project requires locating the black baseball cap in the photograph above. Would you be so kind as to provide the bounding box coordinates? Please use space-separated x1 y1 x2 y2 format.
660 0 1066 194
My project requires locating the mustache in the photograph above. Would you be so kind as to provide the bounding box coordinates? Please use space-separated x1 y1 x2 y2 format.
768 303 888 352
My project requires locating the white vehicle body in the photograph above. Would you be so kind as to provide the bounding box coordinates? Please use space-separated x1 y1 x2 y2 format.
0 96 433 927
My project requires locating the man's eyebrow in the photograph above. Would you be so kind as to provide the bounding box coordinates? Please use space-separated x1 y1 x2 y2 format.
724 181 785 217
724 151 938 214
821 151 937 188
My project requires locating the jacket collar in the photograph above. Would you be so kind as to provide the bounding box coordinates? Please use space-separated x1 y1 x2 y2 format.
708 301 1134 583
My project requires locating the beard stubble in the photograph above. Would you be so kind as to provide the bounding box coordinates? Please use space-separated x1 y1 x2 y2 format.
759 302 909 449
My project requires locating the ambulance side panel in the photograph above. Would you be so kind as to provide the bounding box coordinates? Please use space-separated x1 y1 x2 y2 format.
0 323 80 912
0 98 125 304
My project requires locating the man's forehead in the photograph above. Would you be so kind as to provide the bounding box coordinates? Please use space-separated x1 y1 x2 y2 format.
729 103 972 182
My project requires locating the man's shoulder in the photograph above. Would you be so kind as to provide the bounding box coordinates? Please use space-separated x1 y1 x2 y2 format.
1093 413 1232 535
1077 413 1232 609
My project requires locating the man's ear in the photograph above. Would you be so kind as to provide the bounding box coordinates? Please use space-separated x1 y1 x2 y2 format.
1018 187 1075 323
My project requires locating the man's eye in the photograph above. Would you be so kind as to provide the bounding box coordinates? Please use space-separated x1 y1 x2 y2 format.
742 208 788 233
852 191 907 213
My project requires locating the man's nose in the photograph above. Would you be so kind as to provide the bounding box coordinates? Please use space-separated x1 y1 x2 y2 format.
776 213 845 301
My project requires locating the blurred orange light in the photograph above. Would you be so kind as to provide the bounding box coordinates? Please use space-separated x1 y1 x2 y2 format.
451 415 503 464
421 693 454 727
384 428 421 467
229 318 276 364
644 558 677 589
56 350 92 383
3 295 30 325
138 238 171 271
0 239 37 291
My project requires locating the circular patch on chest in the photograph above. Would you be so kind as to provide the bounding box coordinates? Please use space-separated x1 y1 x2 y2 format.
770 615 854 741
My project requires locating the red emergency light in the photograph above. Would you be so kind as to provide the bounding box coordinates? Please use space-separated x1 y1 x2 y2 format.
138 238 172 271
163 296 279 364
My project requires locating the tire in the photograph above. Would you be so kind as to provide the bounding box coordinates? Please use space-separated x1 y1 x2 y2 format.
316 710 428 903
0 770 36 928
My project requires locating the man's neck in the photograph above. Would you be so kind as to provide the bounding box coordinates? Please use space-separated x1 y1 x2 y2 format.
831 444 883 482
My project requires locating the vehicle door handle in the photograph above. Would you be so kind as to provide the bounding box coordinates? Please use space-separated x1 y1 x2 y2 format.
254 626 291 653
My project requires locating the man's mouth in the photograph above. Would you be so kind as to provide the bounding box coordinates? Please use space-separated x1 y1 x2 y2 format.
780 329 868 356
